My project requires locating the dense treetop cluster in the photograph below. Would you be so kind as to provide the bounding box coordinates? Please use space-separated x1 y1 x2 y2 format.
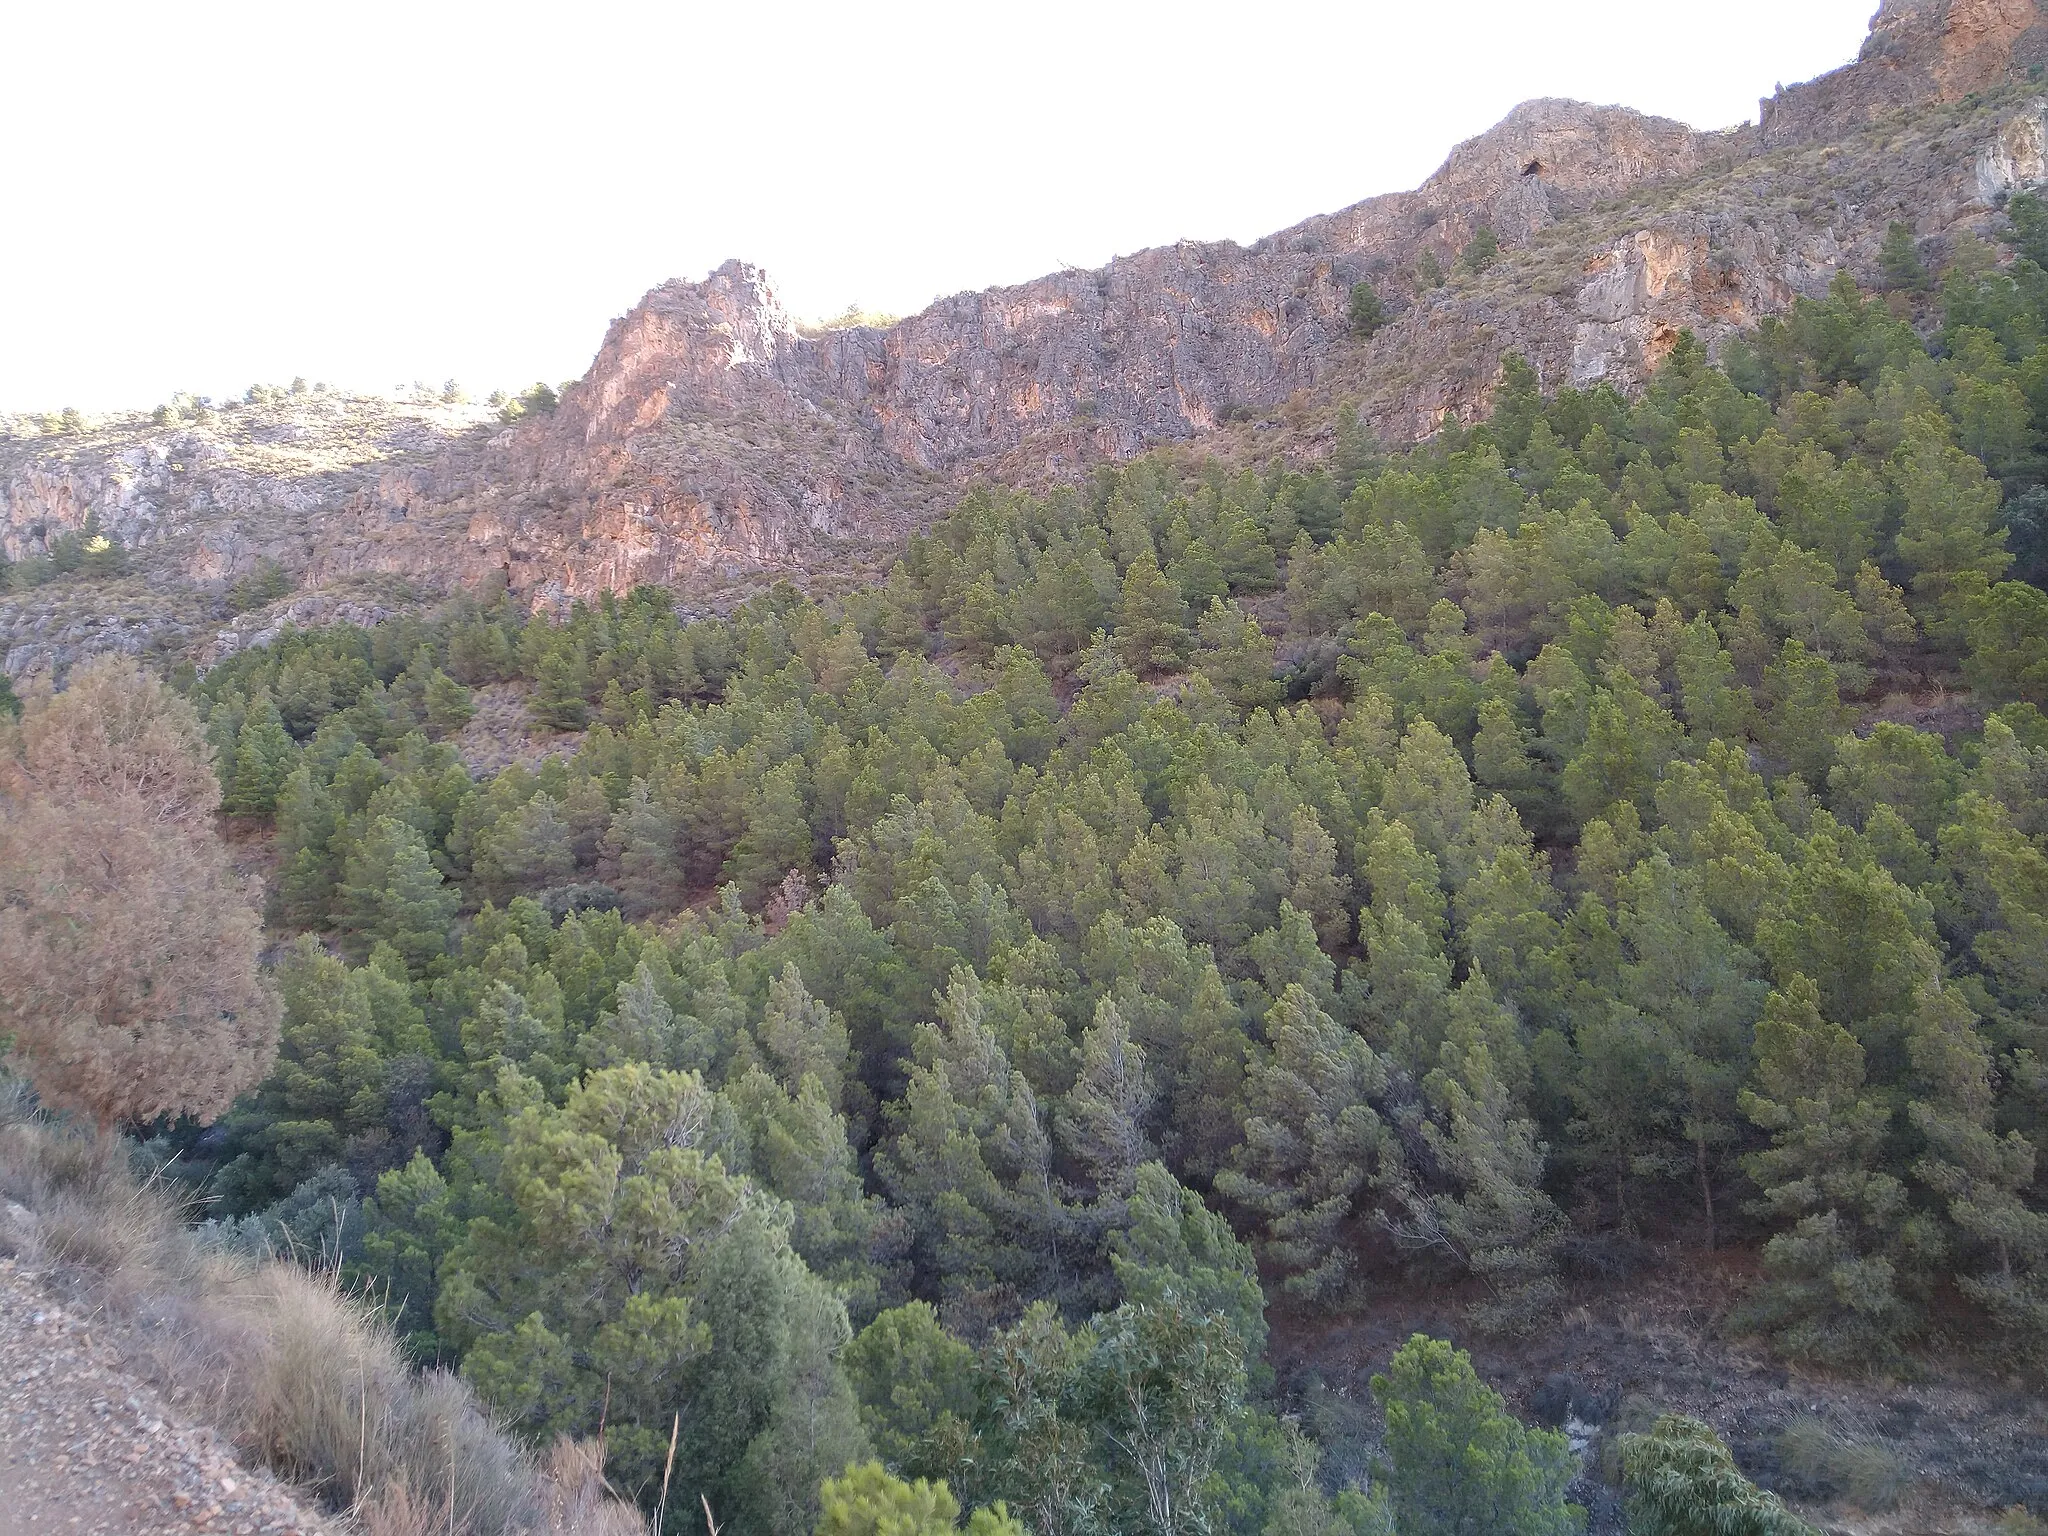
30 205 2048 1533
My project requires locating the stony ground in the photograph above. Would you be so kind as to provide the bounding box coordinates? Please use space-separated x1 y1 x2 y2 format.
1270 1242 2048 1535
0 1259 331 1536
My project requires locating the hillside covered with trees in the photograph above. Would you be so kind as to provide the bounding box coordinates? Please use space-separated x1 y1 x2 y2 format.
11 188 2048 1533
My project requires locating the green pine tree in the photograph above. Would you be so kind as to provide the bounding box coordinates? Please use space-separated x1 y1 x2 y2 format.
603 777 686 917
877 970 1068 1315
1407 974 1568 1334
2007 190 2048 265
1760 639 1849 785
1195 598 1283 711
423 665 474 734
222 695 296 815
1877 223 1929 293
1905 982 2048 1358
1349 280 1388 339
1892 416 2013 611
1216 984 1393 1304
726 759 816 903
1114 552 1191 675
531 643 591 731
1110 1161 1267 1361
843 1303 977 1480
1056 998 1156 1203
272 765 344 928
1737 975 1935 1368
1371 1334 1582 1536
335 815 459 970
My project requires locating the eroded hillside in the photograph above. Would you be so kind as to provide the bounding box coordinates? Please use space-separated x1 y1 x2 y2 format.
5 0 2046 674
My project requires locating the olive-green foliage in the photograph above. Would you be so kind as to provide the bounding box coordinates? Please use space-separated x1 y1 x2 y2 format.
814 1462 1023 1536
1736 977 1939 1368
1372 1334 1582 1536
1460 227 1500 276
1878 223 1929 294
228 558 296 614
1619 1415 1813 1536
7 512 128 591
171 214 2048 1532
844 1303 976 1479
1216 984 1391 1305
438 1063 866 1531
1348 280 1387 339
1111 1161 1267 1362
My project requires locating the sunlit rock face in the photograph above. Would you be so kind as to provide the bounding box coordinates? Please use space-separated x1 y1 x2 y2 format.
1762 0 2048 148
7 0 2048 650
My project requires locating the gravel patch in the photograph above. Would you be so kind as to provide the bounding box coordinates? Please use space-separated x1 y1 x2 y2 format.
0 1258 333 1536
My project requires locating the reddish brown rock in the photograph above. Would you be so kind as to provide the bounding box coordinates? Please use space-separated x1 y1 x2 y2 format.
1762 0 2048 147
8 0 2048 652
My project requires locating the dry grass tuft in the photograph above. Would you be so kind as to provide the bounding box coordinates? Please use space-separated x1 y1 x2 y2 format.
1777 1414 1911 1511
538 1439 650 1536
0 1082 644 1535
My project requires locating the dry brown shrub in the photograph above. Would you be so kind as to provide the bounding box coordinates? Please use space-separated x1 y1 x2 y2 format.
0 657 278 1125
201 1265 543 1532
1 653 219 826
538 1439 648 1536
359 1478 443 1536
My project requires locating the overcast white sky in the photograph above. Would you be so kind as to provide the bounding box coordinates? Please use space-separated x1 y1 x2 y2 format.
0 1 1881 413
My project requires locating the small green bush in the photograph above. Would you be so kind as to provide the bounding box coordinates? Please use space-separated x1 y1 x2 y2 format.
1619 1414 1814 1535
1461 227 1501 275
1349 280 1388 339
228 559 296 614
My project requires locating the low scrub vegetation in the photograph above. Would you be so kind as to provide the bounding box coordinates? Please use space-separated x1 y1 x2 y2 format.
0 1083 641 1535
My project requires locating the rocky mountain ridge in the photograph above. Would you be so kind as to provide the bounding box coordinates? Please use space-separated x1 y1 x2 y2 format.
5 0 2046 671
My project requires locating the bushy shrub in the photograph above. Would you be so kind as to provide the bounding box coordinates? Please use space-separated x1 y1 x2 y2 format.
1619 1414 1813 1535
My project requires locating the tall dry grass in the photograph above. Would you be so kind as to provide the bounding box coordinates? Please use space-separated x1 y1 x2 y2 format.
0 1081 643 1536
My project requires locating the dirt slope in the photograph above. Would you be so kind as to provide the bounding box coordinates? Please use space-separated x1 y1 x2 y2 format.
0 1258 332 1536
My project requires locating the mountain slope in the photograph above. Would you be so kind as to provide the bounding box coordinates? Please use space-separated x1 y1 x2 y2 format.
4 0 2045 669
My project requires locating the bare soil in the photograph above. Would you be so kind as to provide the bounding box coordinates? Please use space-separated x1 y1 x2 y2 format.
0 1258 332 1536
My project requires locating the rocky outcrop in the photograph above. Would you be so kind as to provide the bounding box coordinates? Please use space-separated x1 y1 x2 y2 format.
438 97 1745 604
7 0 2048 647
1762 0 2048 147
0 396 495 675
0 396 494 574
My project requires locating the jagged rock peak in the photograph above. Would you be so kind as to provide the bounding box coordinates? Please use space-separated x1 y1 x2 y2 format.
13 0 2048 646
1763 0 2048 146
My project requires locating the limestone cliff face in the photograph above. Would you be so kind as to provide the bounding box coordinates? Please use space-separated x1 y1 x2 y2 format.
1763 0 2048 147
7 0 2048 659
0 397 497 674
445 97 1747 604
449 0 2041 604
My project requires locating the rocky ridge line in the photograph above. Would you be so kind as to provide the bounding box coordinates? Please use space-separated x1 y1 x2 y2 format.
292 0 2048 606
4 0 2046 658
